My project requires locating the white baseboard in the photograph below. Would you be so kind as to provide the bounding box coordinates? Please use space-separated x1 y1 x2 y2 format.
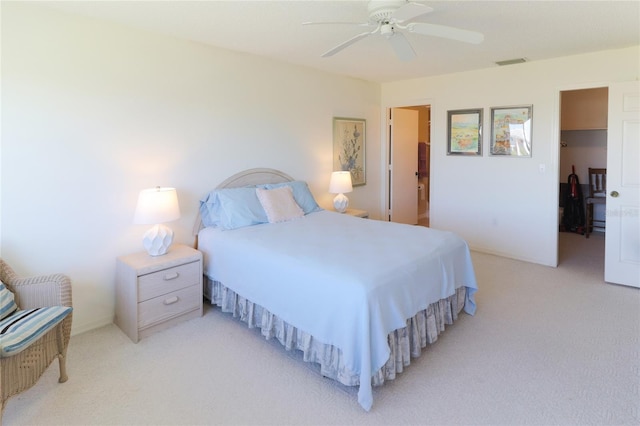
70 315 114 336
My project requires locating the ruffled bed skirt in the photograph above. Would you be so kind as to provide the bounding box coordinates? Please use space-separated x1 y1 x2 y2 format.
205 277 467 387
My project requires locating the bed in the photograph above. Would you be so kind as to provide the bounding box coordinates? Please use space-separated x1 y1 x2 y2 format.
194 168 478 411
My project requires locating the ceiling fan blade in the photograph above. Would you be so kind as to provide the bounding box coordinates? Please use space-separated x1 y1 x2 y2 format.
302 21 371 27
408 23 484 44
387 32 416 62
321 32 372 57
391 2 433 23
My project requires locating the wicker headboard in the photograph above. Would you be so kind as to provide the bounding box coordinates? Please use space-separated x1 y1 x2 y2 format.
192 168 295 238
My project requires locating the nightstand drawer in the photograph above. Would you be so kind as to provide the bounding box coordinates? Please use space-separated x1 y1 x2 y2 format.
138 261 200 301
138 284 201 329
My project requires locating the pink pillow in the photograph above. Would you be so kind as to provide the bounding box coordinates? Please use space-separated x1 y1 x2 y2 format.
256 186 304 223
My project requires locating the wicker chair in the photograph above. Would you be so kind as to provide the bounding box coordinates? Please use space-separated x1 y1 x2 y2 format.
0 259 72 422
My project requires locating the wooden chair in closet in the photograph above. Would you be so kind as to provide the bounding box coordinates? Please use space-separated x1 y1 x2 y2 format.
585 168 606 238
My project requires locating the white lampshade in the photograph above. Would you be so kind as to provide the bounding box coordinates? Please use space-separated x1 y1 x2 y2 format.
329 171 353 213
329 171 353 194
134 187 180 256
134 187 180 225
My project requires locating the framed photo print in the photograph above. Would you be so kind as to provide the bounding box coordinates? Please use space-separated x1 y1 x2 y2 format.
447 109 483 156
490 105 533 157
333 117 366 186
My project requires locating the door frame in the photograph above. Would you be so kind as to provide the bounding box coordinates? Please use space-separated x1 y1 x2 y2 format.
382 99 433 222
555 81 611 267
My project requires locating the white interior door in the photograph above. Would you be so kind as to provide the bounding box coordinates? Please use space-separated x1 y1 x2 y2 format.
390 108 418 224
605 81 640 288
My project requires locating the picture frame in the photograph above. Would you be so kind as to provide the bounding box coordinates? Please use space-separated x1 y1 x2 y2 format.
333 117 366 186
490 105 533 157
447 109 483 156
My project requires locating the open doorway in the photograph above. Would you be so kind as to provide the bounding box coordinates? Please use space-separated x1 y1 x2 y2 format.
558 87 607 267
388 105 431 226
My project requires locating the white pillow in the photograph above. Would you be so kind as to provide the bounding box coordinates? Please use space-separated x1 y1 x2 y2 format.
256 186 304 223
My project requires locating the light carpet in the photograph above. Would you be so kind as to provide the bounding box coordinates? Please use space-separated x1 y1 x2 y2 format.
4 232 639 425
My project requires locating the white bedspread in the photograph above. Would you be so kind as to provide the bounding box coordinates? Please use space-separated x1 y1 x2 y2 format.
198 210 478 410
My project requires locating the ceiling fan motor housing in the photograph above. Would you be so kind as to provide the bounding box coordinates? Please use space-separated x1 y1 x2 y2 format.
368 0 405 23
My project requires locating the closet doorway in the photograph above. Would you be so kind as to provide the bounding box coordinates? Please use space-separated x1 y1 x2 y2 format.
558 87 607 269
387 105 431 226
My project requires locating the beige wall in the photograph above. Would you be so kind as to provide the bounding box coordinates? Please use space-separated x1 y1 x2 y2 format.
559 130 607 185
1 3 381 334
382 46 640 266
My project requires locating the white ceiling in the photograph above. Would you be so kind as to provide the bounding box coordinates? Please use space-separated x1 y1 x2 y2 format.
42 0 640 83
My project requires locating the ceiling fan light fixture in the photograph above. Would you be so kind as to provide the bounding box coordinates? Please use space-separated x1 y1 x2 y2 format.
496 58 527 66
381 23 395 37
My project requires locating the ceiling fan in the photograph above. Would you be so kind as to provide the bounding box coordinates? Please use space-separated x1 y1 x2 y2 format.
303 0 484 61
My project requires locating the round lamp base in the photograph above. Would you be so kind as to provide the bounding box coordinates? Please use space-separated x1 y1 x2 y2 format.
142 224 174 256
333 193 349 213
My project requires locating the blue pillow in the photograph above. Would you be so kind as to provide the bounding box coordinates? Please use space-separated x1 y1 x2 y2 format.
199 187 268 230
199 191 221 228
260 181 322 215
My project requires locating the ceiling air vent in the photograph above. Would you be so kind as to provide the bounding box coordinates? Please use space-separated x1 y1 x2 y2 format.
496 58 527 66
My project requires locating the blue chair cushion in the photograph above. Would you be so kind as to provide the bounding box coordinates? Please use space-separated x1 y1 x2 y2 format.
0 306 72 357
0 281 18 321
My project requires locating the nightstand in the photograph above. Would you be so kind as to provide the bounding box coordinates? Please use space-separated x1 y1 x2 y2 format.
115 244 203 343
345 208 369 218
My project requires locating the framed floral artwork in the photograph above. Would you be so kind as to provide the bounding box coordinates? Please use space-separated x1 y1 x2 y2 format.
447 109 483 156
490 105 533 157
333 117 366 186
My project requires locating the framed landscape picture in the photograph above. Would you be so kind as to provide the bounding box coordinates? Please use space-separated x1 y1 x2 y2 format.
490 105 533 157
333 117 366 186
447 109 483 156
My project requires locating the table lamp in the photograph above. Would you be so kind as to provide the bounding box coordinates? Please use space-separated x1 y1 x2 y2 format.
329 171 353 213
133 187 181 256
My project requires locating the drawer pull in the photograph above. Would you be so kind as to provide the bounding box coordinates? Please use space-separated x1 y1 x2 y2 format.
163 296 180 305
163 272 179 281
